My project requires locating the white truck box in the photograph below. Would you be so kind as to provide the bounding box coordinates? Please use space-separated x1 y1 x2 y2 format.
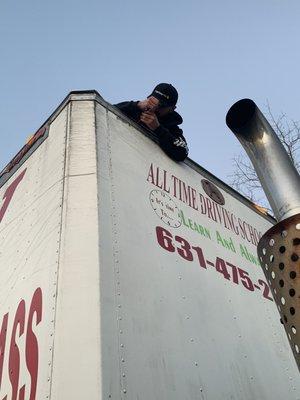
0 91 299 399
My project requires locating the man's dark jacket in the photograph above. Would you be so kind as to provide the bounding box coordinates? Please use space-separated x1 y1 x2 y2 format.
114 101 188 162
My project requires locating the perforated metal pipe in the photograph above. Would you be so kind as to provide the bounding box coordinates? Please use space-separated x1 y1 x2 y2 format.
226 99 300 370
258 215 300 365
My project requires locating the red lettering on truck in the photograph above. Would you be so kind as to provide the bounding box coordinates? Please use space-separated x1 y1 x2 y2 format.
0 314 8 390
0 288 42 400
0 169 27 224
26 288 42 400
9 300 26 400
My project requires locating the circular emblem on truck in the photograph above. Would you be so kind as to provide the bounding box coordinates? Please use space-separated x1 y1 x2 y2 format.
149 190 181 228
201 179 225 205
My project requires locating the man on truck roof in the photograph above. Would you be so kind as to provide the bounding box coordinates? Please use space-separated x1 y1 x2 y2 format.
114 83 188 162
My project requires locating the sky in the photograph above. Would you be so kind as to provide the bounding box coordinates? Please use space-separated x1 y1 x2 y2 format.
1 0 300 186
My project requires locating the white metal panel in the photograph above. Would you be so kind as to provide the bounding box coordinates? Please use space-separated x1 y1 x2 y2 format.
97 105 127 400
97 104 300 399
2 92 300 400
0 107 67 399
50 100 101 400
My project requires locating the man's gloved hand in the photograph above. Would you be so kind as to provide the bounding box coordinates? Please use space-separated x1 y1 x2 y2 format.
140 111 160 131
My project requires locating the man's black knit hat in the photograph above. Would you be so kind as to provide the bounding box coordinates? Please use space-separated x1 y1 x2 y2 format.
149 83 178 107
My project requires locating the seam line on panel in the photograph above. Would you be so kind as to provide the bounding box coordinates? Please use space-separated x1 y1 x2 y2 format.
48 100 72 399
66 172 96 178
94 98 103 395
106 110 128 397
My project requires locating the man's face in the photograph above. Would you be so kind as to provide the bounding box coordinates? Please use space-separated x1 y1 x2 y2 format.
156 105 175 116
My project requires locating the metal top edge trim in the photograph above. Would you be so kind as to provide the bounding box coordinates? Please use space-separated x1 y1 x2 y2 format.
0 90 275 224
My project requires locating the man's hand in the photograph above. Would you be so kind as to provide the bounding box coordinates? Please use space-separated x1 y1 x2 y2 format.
137 96 159 111
140 111 160 131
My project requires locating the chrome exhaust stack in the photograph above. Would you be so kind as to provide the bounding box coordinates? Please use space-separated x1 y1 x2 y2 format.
226 99 300 221
226 99 300 369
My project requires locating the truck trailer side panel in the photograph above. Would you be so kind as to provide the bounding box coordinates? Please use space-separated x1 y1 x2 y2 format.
0 91 299 400
96 101 300 399
0 106 67 399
